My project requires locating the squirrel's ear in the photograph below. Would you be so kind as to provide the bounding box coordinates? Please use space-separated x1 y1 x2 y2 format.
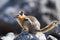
19 11 24 16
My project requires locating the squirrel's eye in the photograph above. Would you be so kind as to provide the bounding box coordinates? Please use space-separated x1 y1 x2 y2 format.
24 19 28 21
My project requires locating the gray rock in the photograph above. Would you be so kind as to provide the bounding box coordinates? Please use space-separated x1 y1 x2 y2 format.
1 32 16 40
14 30 46 40
47 35 58 40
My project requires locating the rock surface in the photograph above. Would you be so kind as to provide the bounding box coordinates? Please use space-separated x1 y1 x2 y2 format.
14 30 46 40
1 32 16 40
47 35 58 40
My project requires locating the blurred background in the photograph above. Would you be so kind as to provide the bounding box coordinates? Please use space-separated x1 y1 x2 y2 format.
0 0 60 36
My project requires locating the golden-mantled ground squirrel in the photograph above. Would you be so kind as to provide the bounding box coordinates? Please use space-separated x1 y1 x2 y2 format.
15 11 58 34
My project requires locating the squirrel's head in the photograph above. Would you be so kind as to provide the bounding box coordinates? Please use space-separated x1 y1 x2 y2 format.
14 11 30 30
14 11 26 26
14 11 26 18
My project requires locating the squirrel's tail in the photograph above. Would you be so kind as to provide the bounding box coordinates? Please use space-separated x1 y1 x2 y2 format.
36 21 58 33
40 21 58 33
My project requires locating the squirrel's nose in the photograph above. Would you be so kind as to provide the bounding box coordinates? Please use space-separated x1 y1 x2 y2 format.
14 15 19 18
